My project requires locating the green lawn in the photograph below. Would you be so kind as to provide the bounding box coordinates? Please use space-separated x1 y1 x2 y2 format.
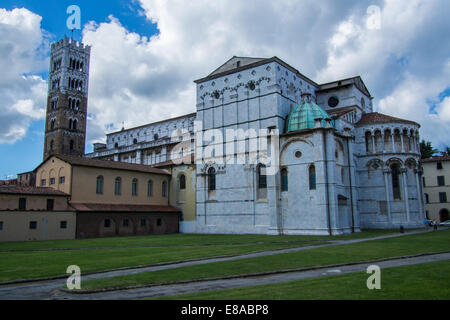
152 259 450 300
0 229 399 251
0 241 321 282
0 229 420 283
78 230 450 291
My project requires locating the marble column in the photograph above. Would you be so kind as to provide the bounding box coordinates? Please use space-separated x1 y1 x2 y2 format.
401 168 410 222
415 169 424 219
383 169 392 223
371 133 376 154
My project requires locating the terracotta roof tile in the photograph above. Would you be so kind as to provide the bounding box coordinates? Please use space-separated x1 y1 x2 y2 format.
0 185 69 196
356 112 419 127
70 202 181 213
422 154 450 163
46 155 171 176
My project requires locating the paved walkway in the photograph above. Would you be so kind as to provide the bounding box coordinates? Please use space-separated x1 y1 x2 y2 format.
56 252 450 300
0 230 443 300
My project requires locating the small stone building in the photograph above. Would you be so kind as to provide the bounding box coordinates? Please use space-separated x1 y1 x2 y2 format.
0 185 75 242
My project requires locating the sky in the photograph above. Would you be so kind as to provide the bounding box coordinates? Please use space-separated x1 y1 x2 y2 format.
0 0 449 179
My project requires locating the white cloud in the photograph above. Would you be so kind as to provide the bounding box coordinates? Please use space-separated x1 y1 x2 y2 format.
2 0 449 151
0 8 48 144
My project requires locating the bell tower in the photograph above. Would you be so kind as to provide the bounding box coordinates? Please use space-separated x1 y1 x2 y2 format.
43 37 91 159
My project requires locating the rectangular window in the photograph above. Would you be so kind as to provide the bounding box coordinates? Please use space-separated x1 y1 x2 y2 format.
437 162 443 170
0 221 3 230
425 193 430 204
18 198 27 211
157 218 162 226
437 176 445 186
50 178 55 185
29 221 37 230
140 219 146 227
439 192 447 203
104 219 111 228
123 219 129 227
59 176 65 184
60 221 67 229
47 199 54 211
41 179 46 186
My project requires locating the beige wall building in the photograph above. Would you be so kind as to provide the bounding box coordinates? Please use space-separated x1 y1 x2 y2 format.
0 186 75 242
153 155 196 232
35 155 180 238
422 154 450 222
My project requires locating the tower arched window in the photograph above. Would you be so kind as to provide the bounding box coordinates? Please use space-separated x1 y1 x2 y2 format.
73 119 78 130
309 165 316 190
50 140 54 151
179 174 186 190
115 177 122 195
69 140 74 151
96 176 104 195
208 167 216 191
281 168 288 192
147 180 153 197
50 119 55 130
132 178 138 196
391 164 401 200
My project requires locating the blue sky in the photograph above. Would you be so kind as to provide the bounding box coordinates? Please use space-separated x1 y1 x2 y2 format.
0 1 158 178
0 0 449 180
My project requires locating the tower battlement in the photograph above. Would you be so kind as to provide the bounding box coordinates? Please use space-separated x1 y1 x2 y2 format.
51 37 91 53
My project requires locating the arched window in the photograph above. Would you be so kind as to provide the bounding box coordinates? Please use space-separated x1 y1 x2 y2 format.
51 119 55 130
132 178 138 196
257 164 267 189
208 167 216 191
147 180 153 197
425 193 429 204
115 177 122 195
50 140 54 151
162 181 167 197
73 119 78 130
96 176 104 194
114 143 119 149
281 168 288 192
179 174 186 190
69 140 74 151
69 119 73 130
309 165 316 190
365 132 372 153
391 164 401 200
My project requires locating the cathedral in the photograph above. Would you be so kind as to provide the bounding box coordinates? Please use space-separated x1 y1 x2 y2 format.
44 39 426 236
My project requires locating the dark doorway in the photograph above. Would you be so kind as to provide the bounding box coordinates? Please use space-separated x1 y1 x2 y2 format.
439 209 449 222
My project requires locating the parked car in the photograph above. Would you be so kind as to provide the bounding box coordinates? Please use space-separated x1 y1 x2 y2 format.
439 220 450 226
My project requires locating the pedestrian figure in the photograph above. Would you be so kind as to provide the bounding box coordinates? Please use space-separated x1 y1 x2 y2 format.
423 218 429 230
433 220 438 231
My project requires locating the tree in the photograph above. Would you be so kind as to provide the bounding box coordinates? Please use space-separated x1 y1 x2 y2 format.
444 146 450 155
420 140 439 159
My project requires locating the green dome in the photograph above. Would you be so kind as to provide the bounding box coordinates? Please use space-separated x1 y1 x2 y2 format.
287 94 334 132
